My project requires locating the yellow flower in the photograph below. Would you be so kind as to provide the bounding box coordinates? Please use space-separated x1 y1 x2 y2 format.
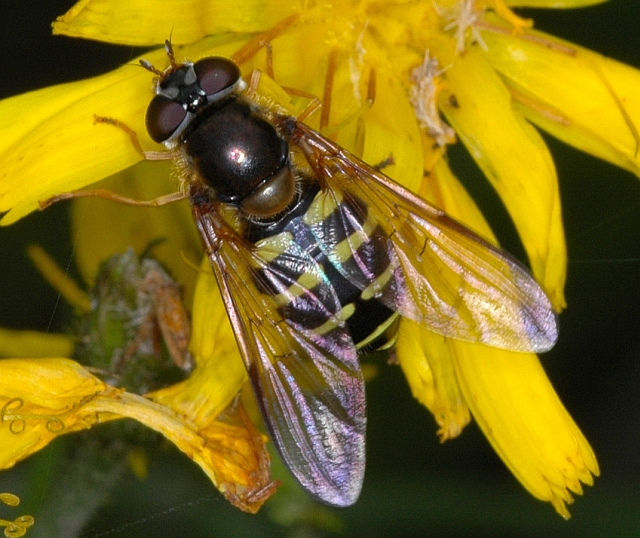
1 0 635 519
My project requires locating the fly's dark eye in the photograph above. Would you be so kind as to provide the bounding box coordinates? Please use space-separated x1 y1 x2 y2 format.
146 95 187 143
194 57 241 96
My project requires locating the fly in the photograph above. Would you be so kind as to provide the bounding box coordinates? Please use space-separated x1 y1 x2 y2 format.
42 41 558 508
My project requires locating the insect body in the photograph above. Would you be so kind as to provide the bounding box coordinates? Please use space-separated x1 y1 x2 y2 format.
136 44 558 507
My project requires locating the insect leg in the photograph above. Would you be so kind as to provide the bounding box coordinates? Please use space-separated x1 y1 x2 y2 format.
94 115 177 161
39 190 186 210
39 115 186 209
293 93 322 125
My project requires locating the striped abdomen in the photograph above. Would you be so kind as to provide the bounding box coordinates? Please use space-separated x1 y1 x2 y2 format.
249 182 398 350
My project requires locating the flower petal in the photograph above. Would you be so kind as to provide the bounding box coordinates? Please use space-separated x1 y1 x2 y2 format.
438 45 567 309
0 64 151 225
452 345 599 518
53 0 296 46
0 330 74 359
0 358 108 468
483 22 640 179
396 320 471 441
26 244 91 312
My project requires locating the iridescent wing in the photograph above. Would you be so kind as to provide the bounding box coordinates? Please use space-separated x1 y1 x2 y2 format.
193 206 366 507
290 121 558 353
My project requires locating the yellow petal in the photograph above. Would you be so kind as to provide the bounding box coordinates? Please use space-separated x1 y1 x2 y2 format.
396 320 470 441
438 45 567 309
26 244 91 312
83 389 274 512
196 402 276 513
0 330 74 359
0 358 105 408
0 64 151 225
53 0 296 46
0 358 108 468
483 21 640 178
452 345 599 518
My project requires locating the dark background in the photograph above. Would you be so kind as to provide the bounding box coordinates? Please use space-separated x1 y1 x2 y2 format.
0 1 639 536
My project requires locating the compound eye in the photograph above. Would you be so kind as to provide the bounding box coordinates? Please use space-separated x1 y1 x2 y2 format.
194 57 241 96
146 95 187 143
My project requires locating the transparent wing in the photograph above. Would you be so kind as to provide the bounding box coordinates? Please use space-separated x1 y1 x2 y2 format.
292 122 558 353
193 207 366 507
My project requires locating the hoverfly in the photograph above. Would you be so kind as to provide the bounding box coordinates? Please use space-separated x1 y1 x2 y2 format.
45 41 557 508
